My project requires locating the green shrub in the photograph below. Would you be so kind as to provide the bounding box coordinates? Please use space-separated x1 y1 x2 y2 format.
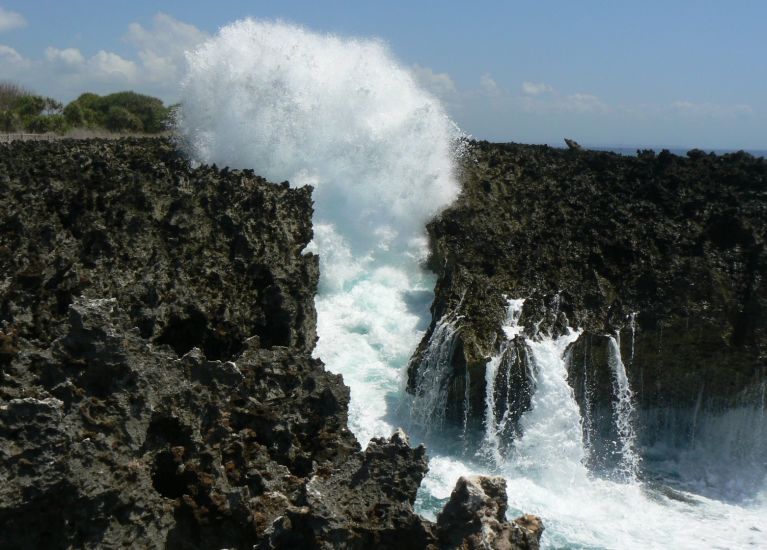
14 95 46 117
64 91 170 133
105 105 144 132
0 110 21 132
63 102 85 126
0 81 30 111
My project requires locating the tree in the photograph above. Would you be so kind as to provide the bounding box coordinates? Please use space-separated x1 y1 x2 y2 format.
0 81 30 111
105 106 144 132
0 110 21 132
64 91 171 133
14 95 46 117
63 102 85 126
97 92 170 132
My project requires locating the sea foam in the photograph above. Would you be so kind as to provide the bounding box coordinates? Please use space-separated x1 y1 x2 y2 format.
177 19 461 443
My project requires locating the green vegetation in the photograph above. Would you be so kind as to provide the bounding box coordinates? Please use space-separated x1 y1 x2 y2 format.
0 82 172 135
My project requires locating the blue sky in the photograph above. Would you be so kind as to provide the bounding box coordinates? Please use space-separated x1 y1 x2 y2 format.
1 1 765 149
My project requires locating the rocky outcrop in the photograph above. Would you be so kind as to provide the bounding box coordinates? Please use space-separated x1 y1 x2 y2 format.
0 138 539 549
409 141 766 429
436 476 542 550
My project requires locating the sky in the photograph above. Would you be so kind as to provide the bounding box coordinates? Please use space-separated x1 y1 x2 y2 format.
1 0 765 149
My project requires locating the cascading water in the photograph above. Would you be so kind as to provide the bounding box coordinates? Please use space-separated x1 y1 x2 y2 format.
476 299 525 464
178 19 766 549
513 328 587 483
177 18 460 445
606 334 640 482
419 306 767 548
408 313 463 434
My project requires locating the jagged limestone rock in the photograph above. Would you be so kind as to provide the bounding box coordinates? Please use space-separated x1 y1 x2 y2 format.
410 141 766 429
436 476 543 550
0 138 543 549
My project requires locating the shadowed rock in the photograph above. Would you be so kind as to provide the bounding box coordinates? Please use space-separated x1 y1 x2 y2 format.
0 138 543 549
409 141 767 434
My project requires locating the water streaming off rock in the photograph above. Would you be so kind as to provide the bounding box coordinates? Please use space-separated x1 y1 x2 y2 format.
178 19 767 549
606 334 640 482
177 18 461 445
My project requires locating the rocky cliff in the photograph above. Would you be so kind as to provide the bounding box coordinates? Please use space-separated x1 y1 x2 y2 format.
0 138 541 549
409 141 766 441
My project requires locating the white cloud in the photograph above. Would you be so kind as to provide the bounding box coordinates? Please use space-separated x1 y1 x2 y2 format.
45 47 85 66
0 13 207 102
480 73 500 96
561 93 608 114
126 13 208 84
410 64 456 99
0 7 25 32
517 79 608 114
522 81 553 95
672 100 753 117
42 46 138 84
0 43 23 64
90 50 139 80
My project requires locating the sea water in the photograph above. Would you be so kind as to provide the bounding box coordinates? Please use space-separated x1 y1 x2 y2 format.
178 19 767 549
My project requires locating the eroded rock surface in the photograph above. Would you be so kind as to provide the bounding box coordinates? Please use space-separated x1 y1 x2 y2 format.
409 141 766 428
0 139 539 549
437 476 542 550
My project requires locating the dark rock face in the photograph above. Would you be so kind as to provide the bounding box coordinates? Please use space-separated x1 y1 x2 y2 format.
0 139 317 360
410 141 766 429
437 476 543 550
0 139 538 549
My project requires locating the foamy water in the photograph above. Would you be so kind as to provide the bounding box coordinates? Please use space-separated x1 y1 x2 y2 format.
178 19 766 549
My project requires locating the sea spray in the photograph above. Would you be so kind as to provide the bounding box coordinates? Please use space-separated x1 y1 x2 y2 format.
480 298 525 465
607 334 640 482
408 314 463 434
177 20 767 548
178 19 462 444
514 328 587 484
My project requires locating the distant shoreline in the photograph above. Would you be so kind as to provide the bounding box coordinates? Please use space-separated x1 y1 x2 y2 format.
567 144 767 158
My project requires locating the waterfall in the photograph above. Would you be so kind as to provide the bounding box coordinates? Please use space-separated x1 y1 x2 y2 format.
480 298 525 465
461 364 471 450
607 334 640 482
178 19 767 548
514 328 587 483
629 311 638 363
409 314 462 434
581 335 594 455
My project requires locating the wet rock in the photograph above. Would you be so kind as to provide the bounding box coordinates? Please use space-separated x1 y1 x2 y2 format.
2 138 501 549
262 429 433 549
410 141 766 429
436 476 543 550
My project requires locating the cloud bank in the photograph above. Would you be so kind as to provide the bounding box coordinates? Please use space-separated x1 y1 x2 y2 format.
0 7 25 33
0 13 207 101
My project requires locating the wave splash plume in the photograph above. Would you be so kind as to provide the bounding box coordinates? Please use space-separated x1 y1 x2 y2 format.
178 19 461 443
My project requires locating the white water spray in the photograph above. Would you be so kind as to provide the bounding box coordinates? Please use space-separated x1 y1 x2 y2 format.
408 314 463 434
480 298 525 465
178 20 767 548
515 328 587 483
629 311 638 363
607 334 641 482
178 19 461 444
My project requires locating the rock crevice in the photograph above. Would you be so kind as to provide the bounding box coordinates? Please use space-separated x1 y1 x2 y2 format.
0 139 541 549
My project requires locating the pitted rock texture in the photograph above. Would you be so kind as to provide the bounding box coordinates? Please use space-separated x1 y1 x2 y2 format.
1 296 357 549
0 138 317 359
409 141 766 426
437 476 542 550
0 139 540 549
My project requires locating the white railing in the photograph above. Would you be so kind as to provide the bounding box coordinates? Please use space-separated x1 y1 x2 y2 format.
0 133 58 143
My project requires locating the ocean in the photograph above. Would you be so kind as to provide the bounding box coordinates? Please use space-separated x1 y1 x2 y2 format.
177 19 767 549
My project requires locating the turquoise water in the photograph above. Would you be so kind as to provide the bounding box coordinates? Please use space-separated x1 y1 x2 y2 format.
178 19 767 549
